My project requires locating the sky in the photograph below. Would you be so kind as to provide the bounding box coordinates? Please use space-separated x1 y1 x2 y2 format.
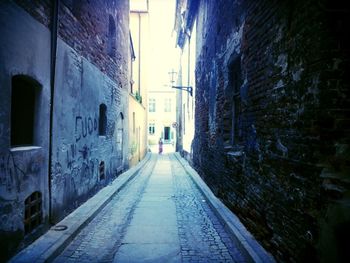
148 0 178 91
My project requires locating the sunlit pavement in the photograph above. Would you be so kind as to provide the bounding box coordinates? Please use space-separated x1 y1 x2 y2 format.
148 143 175 154
10 153 273 263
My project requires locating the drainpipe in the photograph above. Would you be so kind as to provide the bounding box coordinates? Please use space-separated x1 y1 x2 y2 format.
49 0 59 224
138 13 141 95
187 34 191 111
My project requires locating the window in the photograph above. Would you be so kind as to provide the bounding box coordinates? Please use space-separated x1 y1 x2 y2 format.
99 161 105 180
149 98 156 112
24 191 42 234
229 57 243 145
107 15 116 57
149 123 155 135
99 104 107 136
164 98 171 112
164 126 170 140
11 75 40 147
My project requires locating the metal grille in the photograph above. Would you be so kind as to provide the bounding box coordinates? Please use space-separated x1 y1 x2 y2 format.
100 161 105 180
24 191 42 234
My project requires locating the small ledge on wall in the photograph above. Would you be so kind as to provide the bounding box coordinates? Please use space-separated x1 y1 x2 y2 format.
10 146 41 152
227 150 244 157
224 145 244 166
130 93 146 109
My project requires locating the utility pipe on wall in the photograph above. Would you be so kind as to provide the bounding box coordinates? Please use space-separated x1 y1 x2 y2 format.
48 0 59 224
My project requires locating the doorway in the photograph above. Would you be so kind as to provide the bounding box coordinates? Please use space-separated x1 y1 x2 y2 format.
164 126 170 141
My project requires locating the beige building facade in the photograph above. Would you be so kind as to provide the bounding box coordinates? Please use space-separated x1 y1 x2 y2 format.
128 0 150 166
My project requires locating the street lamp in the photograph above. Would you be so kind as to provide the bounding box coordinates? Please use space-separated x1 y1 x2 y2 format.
168 69 193 97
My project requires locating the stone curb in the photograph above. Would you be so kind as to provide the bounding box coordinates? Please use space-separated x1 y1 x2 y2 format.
173 152 275 263
9 153 152 263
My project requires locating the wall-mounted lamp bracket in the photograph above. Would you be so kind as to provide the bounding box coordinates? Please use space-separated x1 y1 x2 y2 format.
172 86 193 96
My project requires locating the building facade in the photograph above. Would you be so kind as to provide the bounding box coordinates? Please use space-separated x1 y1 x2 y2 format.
128 0 149 167
173 0 197 160
0 0 130 260
148 90 177 147
191 0 349 262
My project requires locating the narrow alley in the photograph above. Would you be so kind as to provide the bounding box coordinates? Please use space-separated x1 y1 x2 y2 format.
10 153 272 263
1 0 349 262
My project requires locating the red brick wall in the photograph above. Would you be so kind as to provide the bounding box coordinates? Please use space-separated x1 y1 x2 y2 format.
15 0 129 85
58 0 129 85
193 0 350 261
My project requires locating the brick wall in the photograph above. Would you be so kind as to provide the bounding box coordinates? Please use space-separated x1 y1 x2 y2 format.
193 0 350 261
58 0 129 87
14 0 52 27
14 0 129 86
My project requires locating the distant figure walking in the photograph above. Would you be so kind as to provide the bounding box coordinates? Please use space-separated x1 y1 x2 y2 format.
158 138 163 154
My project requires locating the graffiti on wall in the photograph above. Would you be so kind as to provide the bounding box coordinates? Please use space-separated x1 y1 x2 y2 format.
52 141 99 207
75 116 98 142
0 151 43 194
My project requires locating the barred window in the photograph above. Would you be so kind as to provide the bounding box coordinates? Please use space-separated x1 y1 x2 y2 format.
24 191 42 234
99 161 105 180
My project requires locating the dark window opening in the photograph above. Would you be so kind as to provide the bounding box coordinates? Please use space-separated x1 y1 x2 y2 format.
24 191 42 234
99 161 105 180
229 57 243 146
107 15 116 57
11 75 40 147
99 104 107 136
164 126 170 141
222 56 243 148
149 123 155 135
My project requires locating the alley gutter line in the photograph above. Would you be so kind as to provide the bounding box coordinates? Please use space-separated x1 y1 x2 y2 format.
173 152 276 263
9 153 152 263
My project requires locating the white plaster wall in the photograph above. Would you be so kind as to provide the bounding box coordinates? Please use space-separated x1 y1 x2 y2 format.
0 2 51 233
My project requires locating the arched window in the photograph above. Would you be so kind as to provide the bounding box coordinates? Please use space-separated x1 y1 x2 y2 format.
107 15 116 57
24 191 42 234
228 56 243 145
11 75 41 147
99 104 107 136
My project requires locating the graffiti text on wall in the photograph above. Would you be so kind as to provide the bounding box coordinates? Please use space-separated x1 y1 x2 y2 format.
75 116 98 142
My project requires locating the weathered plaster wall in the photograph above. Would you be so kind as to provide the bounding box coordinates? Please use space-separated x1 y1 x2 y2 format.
50 0 130 222
0 2 51 261
51 39 129 221
193 0 350 262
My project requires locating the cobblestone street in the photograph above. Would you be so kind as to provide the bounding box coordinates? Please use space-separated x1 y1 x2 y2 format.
51 153 247 263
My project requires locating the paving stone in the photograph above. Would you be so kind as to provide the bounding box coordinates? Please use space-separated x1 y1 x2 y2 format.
50 154 248 262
